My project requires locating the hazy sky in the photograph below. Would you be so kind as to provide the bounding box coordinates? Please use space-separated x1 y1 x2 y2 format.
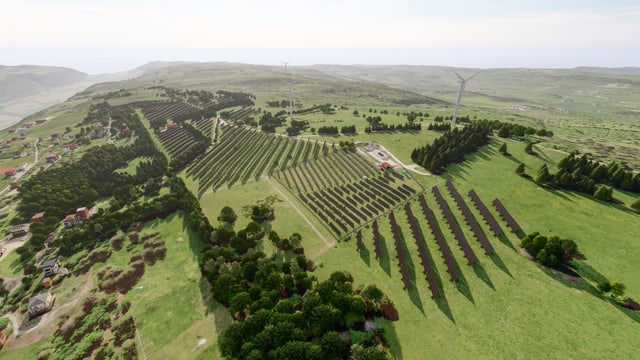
1 0 639 73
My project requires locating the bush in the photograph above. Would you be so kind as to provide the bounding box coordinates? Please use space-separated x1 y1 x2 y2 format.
630 198 640 213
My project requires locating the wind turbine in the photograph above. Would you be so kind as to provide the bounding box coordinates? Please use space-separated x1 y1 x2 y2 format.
451 69 480 127
282 61 293 119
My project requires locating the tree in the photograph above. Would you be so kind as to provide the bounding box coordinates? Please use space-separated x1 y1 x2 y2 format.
597 281 612 293
593 186 612 201
320 331 348 359
218 206 237 223
535 164 550 184
230 292 251 317
515 162 525 174
631 198 640 213
610 281 626 298
499 142 508 155
525 142 534 154
497 126 510 138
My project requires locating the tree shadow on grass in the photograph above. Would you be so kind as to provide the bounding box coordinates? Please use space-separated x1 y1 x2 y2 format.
358 245 371 267
540 260 640 325
472 262 495 290
181 212 205 264
377 234 391 276
376 318 404 360
570 191 638 215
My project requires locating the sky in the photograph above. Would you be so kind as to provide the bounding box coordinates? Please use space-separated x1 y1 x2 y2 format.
1 0 639 73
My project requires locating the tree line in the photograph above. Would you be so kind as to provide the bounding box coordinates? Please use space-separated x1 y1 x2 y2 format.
411 123 491 173
532 153 640 201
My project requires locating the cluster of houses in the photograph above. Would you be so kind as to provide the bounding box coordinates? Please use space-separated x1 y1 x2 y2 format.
20 206 91 320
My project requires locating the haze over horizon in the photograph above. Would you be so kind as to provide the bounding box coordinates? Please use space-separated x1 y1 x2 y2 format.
2 0 639 73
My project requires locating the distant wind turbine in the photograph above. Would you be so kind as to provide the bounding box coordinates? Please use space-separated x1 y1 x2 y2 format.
282 61 293 119
451 69 480 127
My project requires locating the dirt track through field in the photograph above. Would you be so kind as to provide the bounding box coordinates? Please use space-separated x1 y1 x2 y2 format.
264 176 335 258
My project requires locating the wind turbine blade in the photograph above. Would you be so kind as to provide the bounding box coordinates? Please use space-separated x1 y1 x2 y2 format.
452 69 464 81
467 71 481 81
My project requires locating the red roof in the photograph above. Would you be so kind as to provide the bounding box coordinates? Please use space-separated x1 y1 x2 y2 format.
62 214 78 222
380 162 392 170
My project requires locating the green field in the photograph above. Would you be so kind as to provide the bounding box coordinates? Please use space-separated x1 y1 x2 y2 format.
1 63 639 359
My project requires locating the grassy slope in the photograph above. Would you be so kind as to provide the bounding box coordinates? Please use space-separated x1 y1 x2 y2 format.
119 211 231 359
314 139 640 359
2 64 639 359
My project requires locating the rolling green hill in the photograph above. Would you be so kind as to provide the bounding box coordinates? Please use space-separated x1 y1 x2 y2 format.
0 62 638 359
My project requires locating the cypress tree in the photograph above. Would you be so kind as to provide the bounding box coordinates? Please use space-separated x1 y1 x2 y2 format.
535 164 550 184
524 142 534 154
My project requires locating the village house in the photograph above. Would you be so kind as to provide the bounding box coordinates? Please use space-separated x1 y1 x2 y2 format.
35 118 47 124
9 181 20 190
27 292 55 320
62 207 90 228
31 212 46 223
10 223 29 238
62 213 81 228
40 258 61 277
4 168 17 177
45 153 59 163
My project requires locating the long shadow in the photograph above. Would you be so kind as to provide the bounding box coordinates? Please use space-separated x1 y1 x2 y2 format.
415 220 453 322
455 273 475 304
572 191 638 215
407 286 425 315
489 252 513 278
377 234 391 276
435 294 455 323
540 260 640 325
378 319 405 360
397 226 424 314
538 184 574 202
501 153 522 164
359 245 371 267
497 232 517 251
472 263 495 290
449 246 474 303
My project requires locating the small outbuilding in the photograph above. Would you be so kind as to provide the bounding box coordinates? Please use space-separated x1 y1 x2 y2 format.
10 223 30 237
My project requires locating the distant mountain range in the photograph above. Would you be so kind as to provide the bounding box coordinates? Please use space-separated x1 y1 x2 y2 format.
0 61 188 129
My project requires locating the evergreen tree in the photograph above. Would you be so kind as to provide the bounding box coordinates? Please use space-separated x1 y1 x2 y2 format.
499 142 508 155
593 186 612 201
524 142 534 154
535 164 549 184
515 162 525 174
631 198 640 213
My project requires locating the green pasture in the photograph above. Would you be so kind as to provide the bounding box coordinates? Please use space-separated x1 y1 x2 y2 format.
312 138 640 359
121 211 231 359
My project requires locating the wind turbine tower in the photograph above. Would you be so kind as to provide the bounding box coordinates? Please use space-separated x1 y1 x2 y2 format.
282 61 293 120
451 70 480 127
